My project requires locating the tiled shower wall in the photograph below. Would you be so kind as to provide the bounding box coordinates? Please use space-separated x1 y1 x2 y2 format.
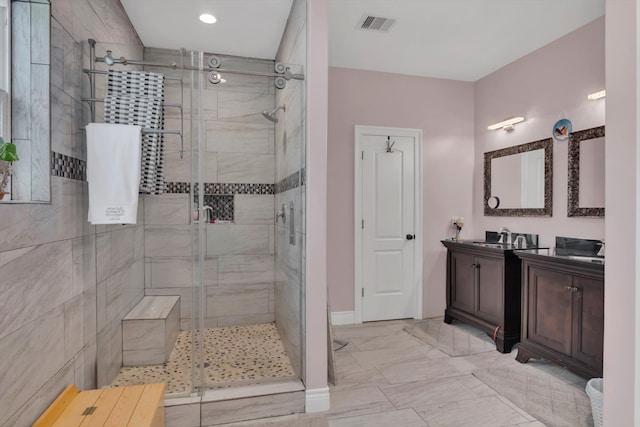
274 0 307 378
0 1 143 425
142 48 277 329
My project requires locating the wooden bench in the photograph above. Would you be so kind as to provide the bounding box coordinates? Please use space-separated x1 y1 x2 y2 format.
123 296 180 366
33 383 165 427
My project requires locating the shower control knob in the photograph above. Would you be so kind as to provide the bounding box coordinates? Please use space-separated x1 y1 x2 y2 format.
406 234 415 240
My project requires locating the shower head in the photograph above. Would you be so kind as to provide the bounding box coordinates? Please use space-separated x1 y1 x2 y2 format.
261 105 285 123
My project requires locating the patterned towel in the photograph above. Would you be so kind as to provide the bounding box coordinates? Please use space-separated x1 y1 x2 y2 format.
104 70 166 194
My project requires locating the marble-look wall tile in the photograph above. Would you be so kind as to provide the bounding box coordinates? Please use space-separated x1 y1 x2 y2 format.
210 74 269 94
2 359 74 427
0 307 66 426
218 153 274 184
145 287 194 325
200 391 304 425
206 121 273 154
11 138 32 200
145 225 195 257
111 227 135 273
218 254 275 286
235 194 275 224
144 194 190 225
207 284 271 317
31 66 51 201
96 232 112 283
206 224 271 256
147 256 217 288
164 151 218 183
31 2 50 64
218 91 274 123
11 1 30 140
64 293 84 360
0 179 88 252
82 336 98 390
51 85 73 155
96 324 112 387
0 241 74 340
166 402 201 427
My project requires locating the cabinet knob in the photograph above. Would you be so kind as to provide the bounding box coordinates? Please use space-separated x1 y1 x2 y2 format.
471 263 480 269
564 285 579 292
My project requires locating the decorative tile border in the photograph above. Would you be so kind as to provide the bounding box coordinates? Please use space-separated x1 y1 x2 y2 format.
165 181 274 195
51 151 86 181
568 126 605 217
275 171 300 194
164 181 191 194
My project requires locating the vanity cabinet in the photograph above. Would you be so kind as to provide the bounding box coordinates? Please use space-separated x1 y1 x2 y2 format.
515 253 604 378
443 241 523 353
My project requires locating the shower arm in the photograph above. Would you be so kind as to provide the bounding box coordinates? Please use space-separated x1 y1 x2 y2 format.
94 55 305 80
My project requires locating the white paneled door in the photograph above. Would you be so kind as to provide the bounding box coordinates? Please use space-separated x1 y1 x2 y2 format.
355 126 422 322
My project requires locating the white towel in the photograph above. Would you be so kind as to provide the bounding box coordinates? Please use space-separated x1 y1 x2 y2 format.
86 123 142 224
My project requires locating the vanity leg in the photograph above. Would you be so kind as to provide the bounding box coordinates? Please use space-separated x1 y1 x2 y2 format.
444 313 454 324
515 348 531 364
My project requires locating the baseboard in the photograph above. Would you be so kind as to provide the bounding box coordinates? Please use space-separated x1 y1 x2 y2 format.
331 311 355 325
305 387 330 413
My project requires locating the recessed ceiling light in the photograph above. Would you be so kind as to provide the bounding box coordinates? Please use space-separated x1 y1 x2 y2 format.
199 13 217 24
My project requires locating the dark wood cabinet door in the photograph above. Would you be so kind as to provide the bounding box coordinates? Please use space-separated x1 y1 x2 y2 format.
526 266 573 356
572 276 604 368
450 251 475 313
475 256 503 325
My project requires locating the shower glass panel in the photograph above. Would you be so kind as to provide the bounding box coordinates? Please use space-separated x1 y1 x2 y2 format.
190 51 205 395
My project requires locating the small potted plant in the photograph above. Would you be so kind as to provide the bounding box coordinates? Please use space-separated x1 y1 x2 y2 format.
0 136 18 200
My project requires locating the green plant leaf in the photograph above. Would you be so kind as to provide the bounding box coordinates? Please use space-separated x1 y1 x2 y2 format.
0 142 19 162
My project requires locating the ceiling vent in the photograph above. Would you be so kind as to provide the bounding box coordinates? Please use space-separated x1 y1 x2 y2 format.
357 15 395 32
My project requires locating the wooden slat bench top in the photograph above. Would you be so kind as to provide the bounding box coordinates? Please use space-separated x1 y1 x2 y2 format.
32 383 165 427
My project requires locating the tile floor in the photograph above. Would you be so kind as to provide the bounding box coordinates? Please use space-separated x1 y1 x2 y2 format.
222 318 592 427
112 323 296 394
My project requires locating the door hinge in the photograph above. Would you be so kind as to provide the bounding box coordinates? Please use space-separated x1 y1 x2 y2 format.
362 288 364 297
361 219 364 229
361 150 364 160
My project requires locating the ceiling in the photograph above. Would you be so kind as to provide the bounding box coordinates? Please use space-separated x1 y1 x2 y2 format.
121 0 604 82
120 0 294 59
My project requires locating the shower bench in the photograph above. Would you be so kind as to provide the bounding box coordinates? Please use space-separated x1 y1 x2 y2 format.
122 295 180 366
33 383 165 427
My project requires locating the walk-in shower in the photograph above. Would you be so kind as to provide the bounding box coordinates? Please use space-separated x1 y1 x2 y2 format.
87 1 308 402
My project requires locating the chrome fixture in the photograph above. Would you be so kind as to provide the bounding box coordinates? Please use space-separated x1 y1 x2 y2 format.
498 227 512 245
262 105 286 123
202 205 213 223
597 239 605 256
104 50 115 66
276 204 286 223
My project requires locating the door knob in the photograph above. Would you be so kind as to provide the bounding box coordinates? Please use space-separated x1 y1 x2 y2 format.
406 234 415 240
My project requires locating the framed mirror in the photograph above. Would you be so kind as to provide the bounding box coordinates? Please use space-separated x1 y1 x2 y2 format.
568 126 604 217
484 137 553 216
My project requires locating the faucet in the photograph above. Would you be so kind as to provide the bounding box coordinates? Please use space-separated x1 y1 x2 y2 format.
597 238 605 256
498 227 512 245
202 205 214 223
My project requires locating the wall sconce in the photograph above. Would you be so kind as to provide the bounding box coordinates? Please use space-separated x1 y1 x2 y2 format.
587 90 606 100
487 116 525 132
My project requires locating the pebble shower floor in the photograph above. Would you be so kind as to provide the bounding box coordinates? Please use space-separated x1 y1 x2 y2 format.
111 323 296 394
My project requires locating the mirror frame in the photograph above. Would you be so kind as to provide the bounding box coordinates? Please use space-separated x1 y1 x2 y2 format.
567 125 605 217
484 137 553 217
